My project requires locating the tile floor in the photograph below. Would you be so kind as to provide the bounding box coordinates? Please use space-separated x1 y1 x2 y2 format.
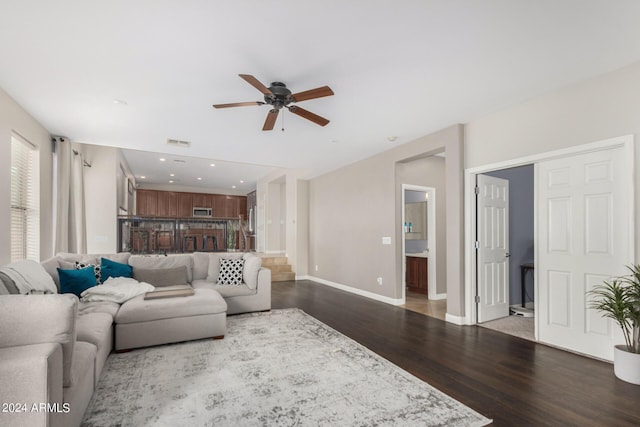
401 290 446 320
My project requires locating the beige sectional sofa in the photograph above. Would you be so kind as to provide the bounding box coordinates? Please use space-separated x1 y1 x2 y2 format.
0 251 271 427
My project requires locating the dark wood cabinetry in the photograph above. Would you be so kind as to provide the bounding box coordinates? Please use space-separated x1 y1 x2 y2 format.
192 193 212 209
135 189 248 219
136 190 158 217
156 191 177 217
406 256 428 294
176 193 193 218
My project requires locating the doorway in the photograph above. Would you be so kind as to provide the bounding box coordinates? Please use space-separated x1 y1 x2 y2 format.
476 165 535 340
465 136 634 360
401 185 444 319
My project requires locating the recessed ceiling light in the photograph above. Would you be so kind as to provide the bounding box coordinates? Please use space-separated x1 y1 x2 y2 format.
169 173 175 177
387 136 398 142
140 176 146 179
169 180 174 183
232 185 236 189
197 177 202 181
159 158 166 162
240 180 244 184
113 99 128 105
210 163 216 167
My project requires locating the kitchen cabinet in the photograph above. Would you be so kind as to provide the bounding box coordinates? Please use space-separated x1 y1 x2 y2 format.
406 256 428 294
156 191 177 217
134 189 247 218
192 193 212 209
176 193 193 218
136 189 157 217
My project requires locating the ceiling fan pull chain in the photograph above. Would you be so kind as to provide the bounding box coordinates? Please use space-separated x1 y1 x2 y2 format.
281 109 285 132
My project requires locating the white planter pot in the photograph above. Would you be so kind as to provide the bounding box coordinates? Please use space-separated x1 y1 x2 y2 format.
614 345 640 385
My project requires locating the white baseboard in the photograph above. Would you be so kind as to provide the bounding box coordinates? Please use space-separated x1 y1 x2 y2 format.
430 293 447 300
305 276 404 306
445 313 467 325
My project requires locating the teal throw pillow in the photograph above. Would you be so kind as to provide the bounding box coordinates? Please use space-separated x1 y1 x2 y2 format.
58 266 97 297
101 257 133 281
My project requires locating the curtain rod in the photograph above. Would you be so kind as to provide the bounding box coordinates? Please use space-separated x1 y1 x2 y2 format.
72 149 92 168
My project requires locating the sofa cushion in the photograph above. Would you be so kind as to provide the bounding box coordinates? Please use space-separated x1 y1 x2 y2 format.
56 253 98 265
0 294 77 387
206 252 244 282
133 266 189 288
58 267 97 297
217 258 245 286
192 252 210 280
76 312 113 348
115 288 226 324
78 301 120 317
0 260 58 295
243 255 261 290
100 252 131 265
128 254 193 282
100 257 133 281
192 281 257 298
40 256 63 291
0 271 19 295
67 340 96 399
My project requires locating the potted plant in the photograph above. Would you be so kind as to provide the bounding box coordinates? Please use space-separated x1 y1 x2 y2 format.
227 220 237 251
589 265 640 384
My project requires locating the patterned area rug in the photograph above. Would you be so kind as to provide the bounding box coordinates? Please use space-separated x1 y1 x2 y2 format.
82 309 491 426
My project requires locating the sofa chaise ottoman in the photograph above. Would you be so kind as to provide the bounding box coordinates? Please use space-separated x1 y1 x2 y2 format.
115 287 227 351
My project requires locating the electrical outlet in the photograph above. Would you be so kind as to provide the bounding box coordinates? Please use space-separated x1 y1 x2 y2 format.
377 277 383 285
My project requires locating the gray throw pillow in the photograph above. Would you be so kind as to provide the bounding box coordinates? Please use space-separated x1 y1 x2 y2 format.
133 266 189 288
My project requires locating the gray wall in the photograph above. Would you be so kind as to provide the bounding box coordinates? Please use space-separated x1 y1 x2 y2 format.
309 125 464 316
485 165 534 306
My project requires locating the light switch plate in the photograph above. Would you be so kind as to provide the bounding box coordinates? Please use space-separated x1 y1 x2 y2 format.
382 237 391 245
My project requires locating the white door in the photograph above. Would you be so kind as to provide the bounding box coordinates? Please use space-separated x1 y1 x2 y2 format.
477 174 510 323
537 146 631 361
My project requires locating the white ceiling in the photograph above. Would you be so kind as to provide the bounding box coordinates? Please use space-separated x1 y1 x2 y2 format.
2 1 640 189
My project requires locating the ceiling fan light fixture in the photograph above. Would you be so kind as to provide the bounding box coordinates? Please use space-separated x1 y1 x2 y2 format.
213 74 333 131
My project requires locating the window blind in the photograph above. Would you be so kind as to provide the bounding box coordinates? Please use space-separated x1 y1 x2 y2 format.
11 135 39 262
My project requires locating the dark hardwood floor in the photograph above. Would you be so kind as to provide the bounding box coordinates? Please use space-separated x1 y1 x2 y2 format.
271 280 640 427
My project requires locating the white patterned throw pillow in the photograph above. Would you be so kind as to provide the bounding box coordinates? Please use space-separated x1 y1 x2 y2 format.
217 258 245 286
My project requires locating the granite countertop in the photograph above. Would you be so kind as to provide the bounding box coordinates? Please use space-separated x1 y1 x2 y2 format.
406 251 428 258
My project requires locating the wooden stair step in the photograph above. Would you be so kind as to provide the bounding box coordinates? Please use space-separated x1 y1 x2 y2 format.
260 256 288 266
272 271 296 282
265 264 292 273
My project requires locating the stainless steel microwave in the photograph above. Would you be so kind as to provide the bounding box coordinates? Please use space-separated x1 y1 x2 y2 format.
192 207 212 217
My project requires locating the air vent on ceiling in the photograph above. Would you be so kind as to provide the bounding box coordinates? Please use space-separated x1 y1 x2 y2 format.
166 138 191 148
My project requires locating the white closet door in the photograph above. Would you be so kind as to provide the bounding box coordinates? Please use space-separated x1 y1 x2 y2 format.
537 146 631 361
477 174 510 323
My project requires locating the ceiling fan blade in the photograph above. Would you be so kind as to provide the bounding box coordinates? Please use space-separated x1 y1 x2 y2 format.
262 109 279 131
212 101 265 109
291 86 334 103
287 106 330 127
239 74 272 95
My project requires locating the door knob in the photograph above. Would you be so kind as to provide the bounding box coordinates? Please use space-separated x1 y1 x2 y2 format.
505 252 510 258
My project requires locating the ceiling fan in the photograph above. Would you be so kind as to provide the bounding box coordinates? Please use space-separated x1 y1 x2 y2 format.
213 74 334 131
